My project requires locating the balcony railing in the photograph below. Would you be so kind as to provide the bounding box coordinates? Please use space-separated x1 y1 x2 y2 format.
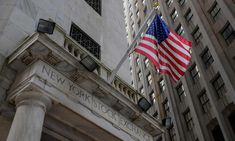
55 24 142 105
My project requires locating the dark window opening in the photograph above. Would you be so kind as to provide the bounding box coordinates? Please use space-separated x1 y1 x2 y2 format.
221 22 235 45
201 48 214 69
212 74 227 98
70 23 101 59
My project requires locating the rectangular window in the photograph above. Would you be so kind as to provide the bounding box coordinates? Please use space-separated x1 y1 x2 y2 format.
150 91 156 103
163 99 170 117
138 20 141 29
84 0 101 15
175 24 185 36
201 48 214 69
169 125 176 141
166 0 173 7
176 83 186 102
212 74 227 98
171 9 178 22
147 73 152 85
185 8 193 22
221 22 235 45
209 2 221 21
191 26 202 43
138 71 142 80
190 65 200 83
198 91 210 113
136 57 140 65
184 109 194 131
178 0 186 6
144 58 149 67
135 1 138 8
70 23 101 59
159 79 166 93
136 10 140 17
143 6 147 16
140 86 144 95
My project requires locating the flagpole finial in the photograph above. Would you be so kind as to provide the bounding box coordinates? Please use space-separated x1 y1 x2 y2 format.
153 1 160 8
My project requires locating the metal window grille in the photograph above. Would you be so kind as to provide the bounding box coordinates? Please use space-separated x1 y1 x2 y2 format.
84 0 101 15
70 23 101 59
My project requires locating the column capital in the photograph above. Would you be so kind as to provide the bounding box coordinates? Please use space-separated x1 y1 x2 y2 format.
15 90 51 112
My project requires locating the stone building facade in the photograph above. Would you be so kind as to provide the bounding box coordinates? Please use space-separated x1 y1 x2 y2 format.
0 0 164 141
123 0 235 141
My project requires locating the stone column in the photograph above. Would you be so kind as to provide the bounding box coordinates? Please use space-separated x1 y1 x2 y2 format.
6 91 51 141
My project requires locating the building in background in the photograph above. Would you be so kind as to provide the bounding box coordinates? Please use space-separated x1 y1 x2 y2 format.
0 0 164 141
123 0 235 141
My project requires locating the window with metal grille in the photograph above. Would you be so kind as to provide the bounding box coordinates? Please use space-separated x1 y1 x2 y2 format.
198 91 210 113
190 64 200 83
185 8 193 22
70 23 101 59
209 2 221 21
171 9 178 22
221 22 235 45
183 109 194 131
201 48 214 69
176 83 186 102
84 0 101 15
163 99 170 117
175 24 184 36
191 26 202 43
212 74 227 98
169 125 176 141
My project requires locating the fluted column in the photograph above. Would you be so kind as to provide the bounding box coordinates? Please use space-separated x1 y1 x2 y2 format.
6 91 51 141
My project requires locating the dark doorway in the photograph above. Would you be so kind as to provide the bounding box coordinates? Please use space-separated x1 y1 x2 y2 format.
211 125 225 141
41 132 61 141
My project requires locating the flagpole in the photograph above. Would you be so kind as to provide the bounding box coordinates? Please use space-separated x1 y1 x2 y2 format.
108 8 157 83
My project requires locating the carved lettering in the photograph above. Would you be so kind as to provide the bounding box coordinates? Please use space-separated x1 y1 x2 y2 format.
38 63 152 141
57 77 65 85
42 65 50 77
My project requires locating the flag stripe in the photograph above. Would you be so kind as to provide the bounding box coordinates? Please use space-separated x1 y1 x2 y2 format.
158 51 184 76
142 36 158 45
134 48 160 68
170 32 192 51
159 58 180 80
138 42 158 54
159 43 188 69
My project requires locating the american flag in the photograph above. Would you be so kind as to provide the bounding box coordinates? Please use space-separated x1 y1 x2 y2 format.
134 15 192 81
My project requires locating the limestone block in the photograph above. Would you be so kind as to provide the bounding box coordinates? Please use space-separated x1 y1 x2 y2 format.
9 7 36 34
0 5 14 20
0 35 19 56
